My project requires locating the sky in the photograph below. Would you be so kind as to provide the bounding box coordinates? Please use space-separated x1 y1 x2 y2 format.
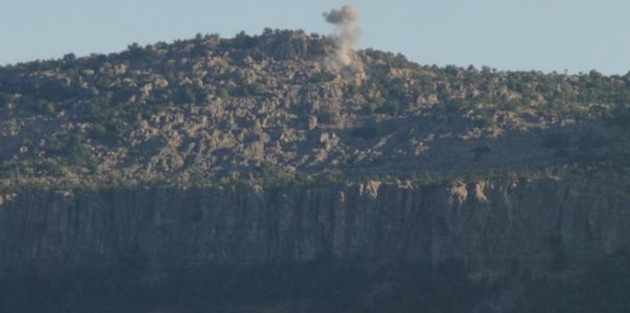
1 0 629 75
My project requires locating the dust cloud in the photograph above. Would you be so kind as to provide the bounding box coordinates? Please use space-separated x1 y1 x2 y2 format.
323 5 362 72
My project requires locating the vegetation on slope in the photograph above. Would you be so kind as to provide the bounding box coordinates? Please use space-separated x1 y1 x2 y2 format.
0 30 629 191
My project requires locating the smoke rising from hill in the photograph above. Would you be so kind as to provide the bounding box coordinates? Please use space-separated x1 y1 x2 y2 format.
323 5 361 71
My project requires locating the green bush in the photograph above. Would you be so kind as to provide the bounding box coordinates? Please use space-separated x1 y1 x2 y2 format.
309 71 335 83
316 110 339 125
373 99 400 116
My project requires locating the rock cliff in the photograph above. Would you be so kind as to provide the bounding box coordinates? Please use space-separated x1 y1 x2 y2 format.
2 174 628 275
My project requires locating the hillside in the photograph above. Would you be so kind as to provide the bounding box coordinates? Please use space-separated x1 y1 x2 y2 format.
1 30 629 191
1 30 630 313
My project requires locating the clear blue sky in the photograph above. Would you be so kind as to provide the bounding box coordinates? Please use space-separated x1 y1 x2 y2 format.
1 0 629 74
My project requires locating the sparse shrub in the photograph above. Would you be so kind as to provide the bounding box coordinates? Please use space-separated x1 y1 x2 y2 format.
90 122 121 143
20 138 33 148
91 124 108 139
217 88 230 100
309 71 335 83
259 161 292 188
316 110 339 125
373 99 400 116
346 83 359 95
178 85 196 103
233 31 259 49
28 99 55 115
47 135 63 152
32 159 64 177
472 114 496 128
124 42 150 59
0 93 12 109
245 83 263 96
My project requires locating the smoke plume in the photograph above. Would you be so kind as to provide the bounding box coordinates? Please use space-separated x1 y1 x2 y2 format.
323 5 361 71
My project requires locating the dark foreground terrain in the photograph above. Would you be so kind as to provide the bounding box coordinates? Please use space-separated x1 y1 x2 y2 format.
1 257 629 312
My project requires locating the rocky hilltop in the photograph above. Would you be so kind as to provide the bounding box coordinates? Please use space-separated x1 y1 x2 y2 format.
1 30 629 189
0 30 629 312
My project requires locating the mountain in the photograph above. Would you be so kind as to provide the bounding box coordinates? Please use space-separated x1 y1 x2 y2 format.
0 30 629 312
1 30 629 189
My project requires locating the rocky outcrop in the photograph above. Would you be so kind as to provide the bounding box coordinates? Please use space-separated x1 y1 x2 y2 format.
2 30 629 188
1 174 628 274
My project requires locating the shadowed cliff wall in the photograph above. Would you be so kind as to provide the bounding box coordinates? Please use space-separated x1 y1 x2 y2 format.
0 175 628 274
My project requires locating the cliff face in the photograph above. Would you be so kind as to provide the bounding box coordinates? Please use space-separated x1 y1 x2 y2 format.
1 175 628 274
